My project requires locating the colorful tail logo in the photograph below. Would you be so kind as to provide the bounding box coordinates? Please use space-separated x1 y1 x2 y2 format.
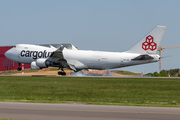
142 35 157 51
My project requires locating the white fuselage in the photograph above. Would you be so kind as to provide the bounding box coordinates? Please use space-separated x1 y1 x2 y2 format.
5 44 160 70
4 26 166 71
63 50 157 69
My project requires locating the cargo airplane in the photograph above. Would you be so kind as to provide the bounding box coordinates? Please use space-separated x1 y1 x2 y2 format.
5 26 166 75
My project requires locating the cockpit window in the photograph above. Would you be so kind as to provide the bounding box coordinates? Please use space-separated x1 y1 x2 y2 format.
13 46 16 48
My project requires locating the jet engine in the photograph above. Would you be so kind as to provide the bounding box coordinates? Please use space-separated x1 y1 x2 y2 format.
30 59 53 69
36 58 53 68
31 61 41 70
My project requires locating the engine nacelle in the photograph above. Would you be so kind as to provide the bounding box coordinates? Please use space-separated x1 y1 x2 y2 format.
31 61 41 70
31 59 53 69
36 58 53 68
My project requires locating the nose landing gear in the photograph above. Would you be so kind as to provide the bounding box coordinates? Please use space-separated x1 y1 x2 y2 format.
17 63 22 71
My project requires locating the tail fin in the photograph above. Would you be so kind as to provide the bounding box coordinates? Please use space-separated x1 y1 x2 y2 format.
127 26 167 54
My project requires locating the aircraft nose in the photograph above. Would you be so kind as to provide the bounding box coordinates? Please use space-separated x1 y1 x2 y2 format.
4 49 12 59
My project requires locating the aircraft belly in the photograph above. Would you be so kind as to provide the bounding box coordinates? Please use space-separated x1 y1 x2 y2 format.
89 52 121 69
63 50 91 69
66 59 88 69
120 60 156 67
63 50 157 70
63 50 120 70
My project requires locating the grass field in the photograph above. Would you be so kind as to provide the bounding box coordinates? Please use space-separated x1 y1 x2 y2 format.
0 76 180 107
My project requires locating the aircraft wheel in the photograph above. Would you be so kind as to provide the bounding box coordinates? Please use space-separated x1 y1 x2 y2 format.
17 68 22 71
58 72 62 75
58 72 66 76
62 72 66 76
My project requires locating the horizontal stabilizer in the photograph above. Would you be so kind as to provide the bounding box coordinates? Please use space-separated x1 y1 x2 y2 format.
131 54 154 61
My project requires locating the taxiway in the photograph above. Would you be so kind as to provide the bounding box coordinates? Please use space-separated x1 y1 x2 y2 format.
0 102 180 120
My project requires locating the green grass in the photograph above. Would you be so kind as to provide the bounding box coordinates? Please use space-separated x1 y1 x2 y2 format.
0 76 180 107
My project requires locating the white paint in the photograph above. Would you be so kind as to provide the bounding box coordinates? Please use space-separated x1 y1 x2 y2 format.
4 26 166 73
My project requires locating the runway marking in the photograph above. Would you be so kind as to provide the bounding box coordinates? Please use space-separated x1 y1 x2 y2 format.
0 106 180 115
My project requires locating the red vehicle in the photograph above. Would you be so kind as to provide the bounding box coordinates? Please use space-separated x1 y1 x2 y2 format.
0 46 30 71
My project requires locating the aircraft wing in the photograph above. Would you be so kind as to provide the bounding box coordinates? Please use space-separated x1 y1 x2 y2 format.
48 45 77 71
131 54 154 61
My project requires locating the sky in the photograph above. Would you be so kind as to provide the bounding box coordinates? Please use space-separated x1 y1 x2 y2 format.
0 0 180 73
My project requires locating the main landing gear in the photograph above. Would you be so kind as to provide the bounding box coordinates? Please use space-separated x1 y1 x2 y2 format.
58 68 66 76
17 63 22 71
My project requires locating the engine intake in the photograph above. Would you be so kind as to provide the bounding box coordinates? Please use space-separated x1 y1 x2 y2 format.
31 61 41 70
31 59 53 69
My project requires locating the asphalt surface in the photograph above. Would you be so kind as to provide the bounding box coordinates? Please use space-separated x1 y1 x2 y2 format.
0 102 180 120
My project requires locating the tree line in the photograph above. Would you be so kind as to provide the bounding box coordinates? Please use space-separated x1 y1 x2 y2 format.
146 69 180 77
